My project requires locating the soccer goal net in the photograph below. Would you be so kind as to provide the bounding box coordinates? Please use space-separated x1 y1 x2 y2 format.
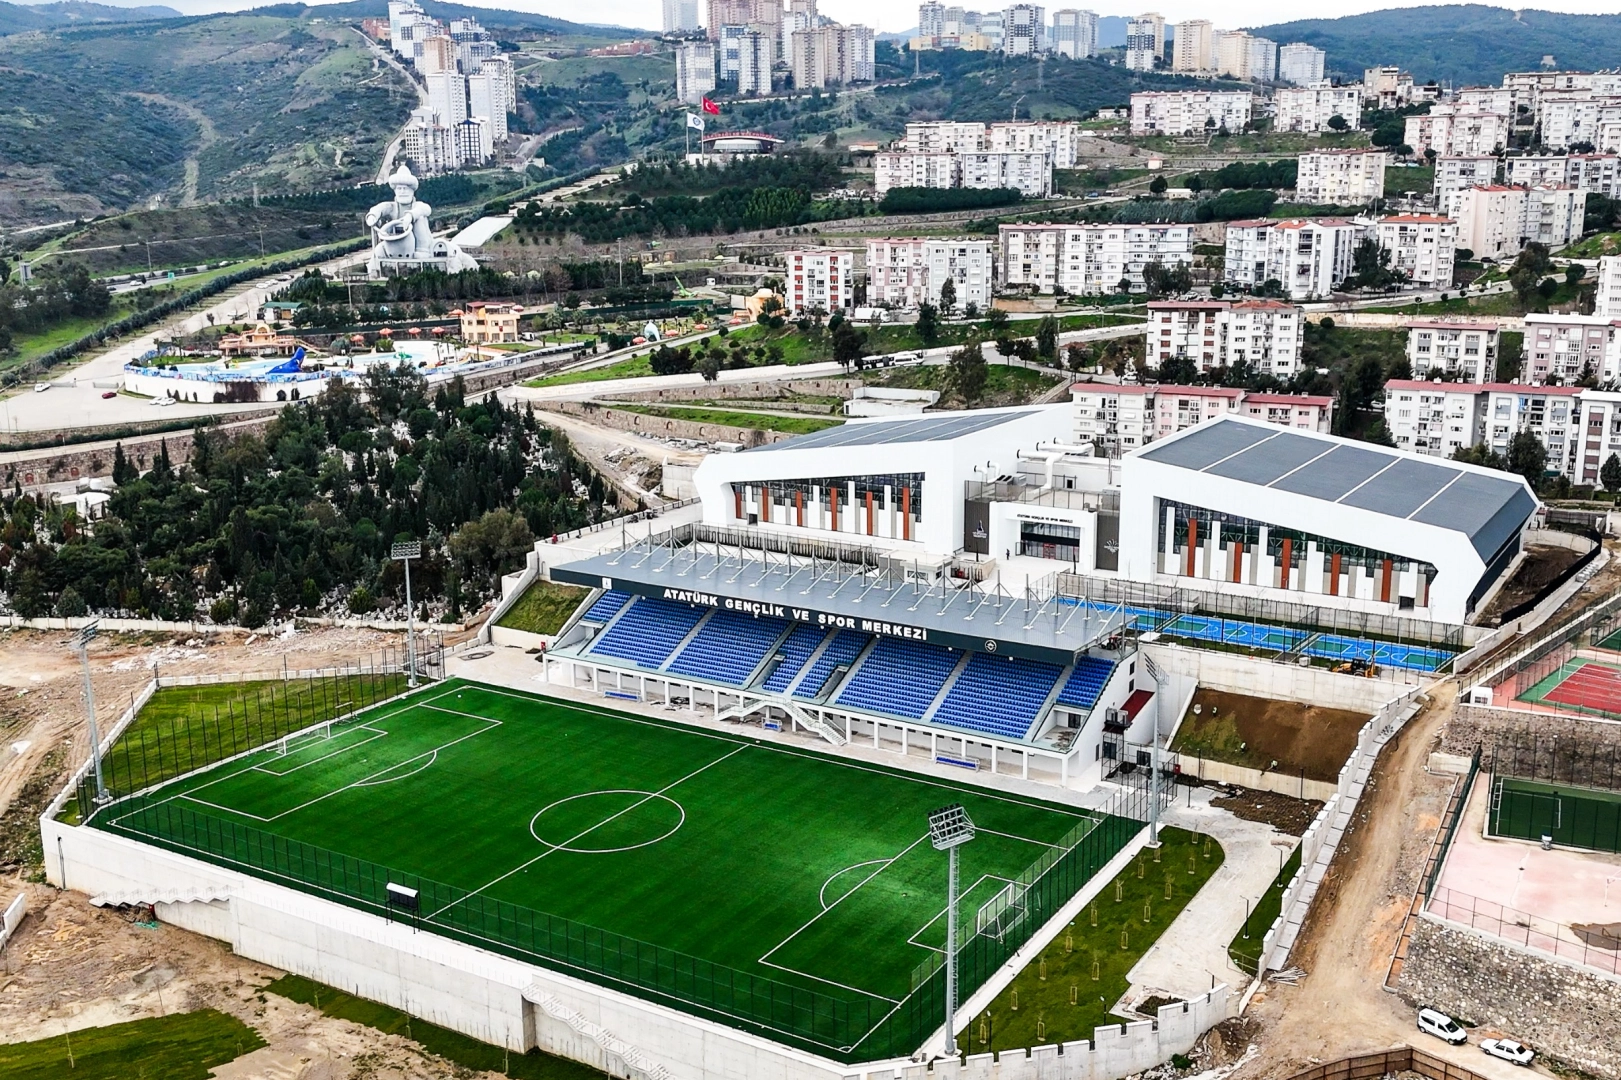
272 721 335 756
976 880 1029 942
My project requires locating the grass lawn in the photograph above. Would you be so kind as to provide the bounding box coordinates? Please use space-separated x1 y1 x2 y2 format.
527 353 655 387
1228 846 1301 976
68 674 409 815
1558 231 1621 258
614 403 843 434
1359 291 1520 316
865 363 1062 409
0 1010 264 1080
89 679 1134 1061
971 828 1224 1053
265 974 599 1079
1384 164 1435 197
496 579 589 636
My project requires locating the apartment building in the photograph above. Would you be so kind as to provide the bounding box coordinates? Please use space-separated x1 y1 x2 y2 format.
1364 66 1416 110
1522 314 1621 384
1211 31 1275 81
1505 154 1621 197
864 238 994 309
986 121 1082 168
902 120 988 154
1129 90 1253 135
957 151 1053 196
1573 390 1621 486
1222 218 1362 300
1433 156 1497 199
1123 12 1164 72
999 223 1193 295
1405 321 1498 381
1597 255 1621 318
674 39 719 105
1521 185 1587 251
790 23 874 88
1296 149 1388 204
1536 92 1621 151
783 249 853 316
924 239 995 310
1072 383 1330 452
1143 299 1304 375
1404 107 1511 157
1273 83 1362 133
1484 384 1582 475
1376 215 1457 288
1000 4 1044 56
1050 10 1099 59
865 238 929 307
1456 86 1515 116
1444 185 1584 261
873 152 959 194
1277 43 1325 86
1383 381 1488 458
1171 19 1213 73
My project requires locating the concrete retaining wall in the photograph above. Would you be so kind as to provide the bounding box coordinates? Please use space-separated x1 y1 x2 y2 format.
0 894 27 955
1442 703 1621 767
1395 916 1621 1079
1143 643 1409 713
1 415 277 492
606 378 858 405
1177 754 1337 802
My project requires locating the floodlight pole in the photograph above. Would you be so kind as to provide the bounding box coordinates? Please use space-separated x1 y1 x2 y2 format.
945 840 960 1056
392 541 422 688
73 622 107 803
1144 653 1165 845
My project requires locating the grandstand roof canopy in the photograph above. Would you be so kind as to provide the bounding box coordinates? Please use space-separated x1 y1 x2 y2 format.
745 409 1046 454
549 546 1124 664
1136 417 1536 558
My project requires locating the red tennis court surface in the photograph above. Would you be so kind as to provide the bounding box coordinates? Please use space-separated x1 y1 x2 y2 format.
1542 662 1621 712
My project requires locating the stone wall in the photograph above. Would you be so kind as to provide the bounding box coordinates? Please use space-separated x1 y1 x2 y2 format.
539 401 797 447
1444 704 1621 784
1395 917 1621 1079
1 415 278 491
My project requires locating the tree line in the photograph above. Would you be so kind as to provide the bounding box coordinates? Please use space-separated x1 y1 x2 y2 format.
0 369 610 625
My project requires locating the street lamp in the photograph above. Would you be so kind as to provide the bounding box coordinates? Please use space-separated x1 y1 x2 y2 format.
929 803 976 1058
391 540 422 688
72 621 107 804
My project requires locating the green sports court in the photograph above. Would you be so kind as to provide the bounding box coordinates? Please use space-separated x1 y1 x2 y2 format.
86 679 1136 1061
1489 775 1621 854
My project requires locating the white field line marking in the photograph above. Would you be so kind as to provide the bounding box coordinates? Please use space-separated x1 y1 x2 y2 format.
758 833 927 971
251 725 389 777
905 874 1016 953
356 749 439 786
423 743 751 922
819 859 890 911
462 682 1099 821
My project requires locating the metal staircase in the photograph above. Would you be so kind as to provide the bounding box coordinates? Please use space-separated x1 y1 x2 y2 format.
522 987 673 1080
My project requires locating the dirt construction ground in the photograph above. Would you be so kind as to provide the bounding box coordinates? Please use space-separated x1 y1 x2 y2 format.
0 625 508 1080
1173 689 1370 783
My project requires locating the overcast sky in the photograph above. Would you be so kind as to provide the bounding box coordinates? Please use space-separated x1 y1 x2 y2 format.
89 0 1621 37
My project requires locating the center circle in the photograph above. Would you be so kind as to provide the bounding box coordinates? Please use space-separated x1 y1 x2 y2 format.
529 790 685 854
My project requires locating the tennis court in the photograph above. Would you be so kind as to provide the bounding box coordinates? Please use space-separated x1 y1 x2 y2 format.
86 679 1133 1061
1595 626 1621 653
1489 776 1621 854
1517 658 1621 717
1066 600 1453 672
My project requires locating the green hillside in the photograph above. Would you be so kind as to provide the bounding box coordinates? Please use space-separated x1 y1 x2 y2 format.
1252 6 1621 86
0 0 179 35
0 13 415 224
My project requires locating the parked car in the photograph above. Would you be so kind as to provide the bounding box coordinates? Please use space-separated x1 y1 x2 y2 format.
1482 1039 1535 1066
1417 1007 1468 1044
101 390 117 399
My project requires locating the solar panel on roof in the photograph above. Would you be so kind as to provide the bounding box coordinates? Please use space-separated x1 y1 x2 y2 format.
744 409 1038 452
1268 444 1393 500
1136 420 1277 469
1204 431 1332 486
1339 457 1459 517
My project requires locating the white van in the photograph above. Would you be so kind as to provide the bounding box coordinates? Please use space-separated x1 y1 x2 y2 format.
1417 1007 1467 1044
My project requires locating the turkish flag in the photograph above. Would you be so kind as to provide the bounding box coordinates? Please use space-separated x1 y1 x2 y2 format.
702 97 720 115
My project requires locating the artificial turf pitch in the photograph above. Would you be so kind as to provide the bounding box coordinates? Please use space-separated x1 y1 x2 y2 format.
90 679 1124 1060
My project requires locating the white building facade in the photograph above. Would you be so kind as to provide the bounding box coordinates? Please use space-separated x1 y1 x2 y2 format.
1296 149 1388 205
1129 91 1253 136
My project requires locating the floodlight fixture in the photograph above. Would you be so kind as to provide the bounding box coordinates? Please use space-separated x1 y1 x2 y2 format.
71 620 107 803
391 540 423 687
929 803 976 1057
928 803 976 850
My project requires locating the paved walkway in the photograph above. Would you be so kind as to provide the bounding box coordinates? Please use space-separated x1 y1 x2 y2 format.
1126 789 1298 1000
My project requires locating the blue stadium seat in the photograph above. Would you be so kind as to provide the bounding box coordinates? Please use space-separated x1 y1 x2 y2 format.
835 638 961 719
1056 656 1116 710
930 653 1063 740
761 625 830 693
587 598 706 669
792 630 869 700
667 610 790 685
582 589 632 623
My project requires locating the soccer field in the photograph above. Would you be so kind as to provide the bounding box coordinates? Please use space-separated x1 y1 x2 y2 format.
88 679 1135 1061
1489 775 1621 854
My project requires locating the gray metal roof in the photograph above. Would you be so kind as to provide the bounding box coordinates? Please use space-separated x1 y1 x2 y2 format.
1138 418 1535 557
744 409 1042 452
